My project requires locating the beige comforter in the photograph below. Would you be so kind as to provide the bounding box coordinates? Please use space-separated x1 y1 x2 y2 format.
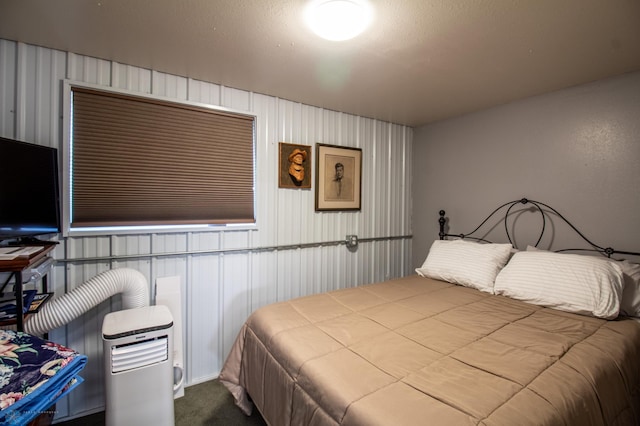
219 275 640 425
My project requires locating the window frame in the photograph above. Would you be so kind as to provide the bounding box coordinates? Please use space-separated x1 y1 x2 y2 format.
62 80 257 237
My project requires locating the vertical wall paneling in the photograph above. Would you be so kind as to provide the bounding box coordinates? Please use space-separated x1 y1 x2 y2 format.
189 252 221 383
0 40 17 137
112 62 152 94
14 42 29 140
0 39 413 421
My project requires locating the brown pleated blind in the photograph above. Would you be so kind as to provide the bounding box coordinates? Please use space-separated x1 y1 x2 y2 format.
71 86 255 228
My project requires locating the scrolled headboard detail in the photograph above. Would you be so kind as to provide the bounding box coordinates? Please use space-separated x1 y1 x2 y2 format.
439 197 640 259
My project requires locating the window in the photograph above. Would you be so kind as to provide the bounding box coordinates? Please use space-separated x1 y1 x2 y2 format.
67 84 256 232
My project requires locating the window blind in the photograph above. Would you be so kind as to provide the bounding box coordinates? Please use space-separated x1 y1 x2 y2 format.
70 86 255 228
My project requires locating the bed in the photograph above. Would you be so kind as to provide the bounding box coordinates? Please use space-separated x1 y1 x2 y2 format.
219 198 640 425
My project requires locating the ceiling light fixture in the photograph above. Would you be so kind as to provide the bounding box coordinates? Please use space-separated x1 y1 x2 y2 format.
305 0 373 42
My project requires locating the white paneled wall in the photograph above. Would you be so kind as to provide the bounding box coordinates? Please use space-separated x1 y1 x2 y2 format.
0 39 412 421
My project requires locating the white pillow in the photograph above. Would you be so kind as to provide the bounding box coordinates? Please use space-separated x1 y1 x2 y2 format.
617 260 640 317
526 246 640 318
415 239 513 293
494 251 624 319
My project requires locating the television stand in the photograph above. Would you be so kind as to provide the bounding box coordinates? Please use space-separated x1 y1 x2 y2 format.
0 244 56 331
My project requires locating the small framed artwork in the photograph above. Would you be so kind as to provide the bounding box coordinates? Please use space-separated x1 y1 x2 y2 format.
315 143 362 211
279 143 312 189
27 293 54 313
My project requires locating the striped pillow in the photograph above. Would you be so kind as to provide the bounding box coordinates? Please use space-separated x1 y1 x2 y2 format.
494 251 624 319
415 239 513 293
526 246 640 317
619 260 640 317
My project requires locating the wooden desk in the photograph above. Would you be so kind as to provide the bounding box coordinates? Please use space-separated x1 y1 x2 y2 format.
0 244 56 331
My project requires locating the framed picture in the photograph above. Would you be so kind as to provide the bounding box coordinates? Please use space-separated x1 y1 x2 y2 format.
27 293 54 314
315 143 362 211
279 143 312 189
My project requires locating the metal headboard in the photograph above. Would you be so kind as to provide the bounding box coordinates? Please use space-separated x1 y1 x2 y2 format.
438 197 640 259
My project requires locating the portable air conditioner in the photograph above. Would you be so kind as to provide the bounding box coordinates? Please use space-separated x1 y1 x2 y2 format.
102 305 175 426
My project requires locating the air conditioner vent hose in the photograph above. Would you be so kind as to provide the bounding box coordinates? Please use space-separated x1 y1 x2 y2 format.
24 268 149 336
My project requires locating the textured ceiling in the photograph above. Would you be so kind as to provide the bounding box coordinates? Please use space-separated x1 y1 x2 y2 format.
1 0 639 127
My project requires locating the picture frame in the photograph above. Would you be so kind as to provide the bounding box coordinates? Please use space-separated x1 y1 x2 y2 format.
27 293 54 314
279 142 312 189
315 143 362 211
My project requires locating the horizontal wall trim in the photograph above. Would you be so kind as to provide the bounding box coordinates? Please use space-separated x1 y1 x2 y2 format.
57 235 413 263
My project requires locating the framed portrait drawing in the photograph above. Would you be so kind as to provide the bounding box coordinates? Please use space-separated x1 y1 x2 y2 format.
279 143 312 189
315 143 362 211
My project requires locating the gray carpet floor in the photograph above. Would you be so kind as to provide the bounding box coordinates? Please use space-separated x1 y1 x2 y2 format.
56 379 266 425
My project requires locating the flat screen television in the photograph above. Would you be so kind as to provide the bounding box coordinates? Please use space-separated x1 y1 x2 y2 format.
0 137 61 243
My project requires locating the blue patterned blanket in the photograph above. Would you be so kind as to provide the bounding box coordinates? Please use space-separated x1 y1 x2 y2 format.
0 330 87 425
